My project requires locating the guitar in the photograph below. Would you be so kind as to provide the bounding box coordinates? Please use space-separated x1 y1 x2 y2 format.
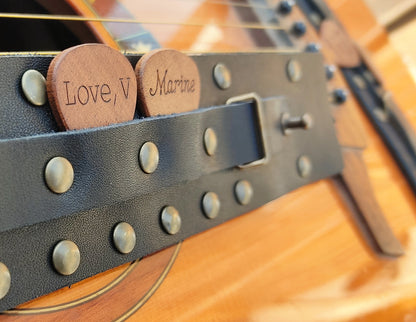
1 0 416 321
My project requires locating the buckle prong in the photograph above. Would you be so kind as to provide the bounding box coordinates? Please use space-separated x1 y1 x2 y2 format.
226 93 270 168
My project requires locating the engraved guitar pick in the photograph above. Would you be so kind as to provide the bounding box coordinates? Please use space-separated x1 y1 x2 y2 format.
135 49 201 116
47 44 137 130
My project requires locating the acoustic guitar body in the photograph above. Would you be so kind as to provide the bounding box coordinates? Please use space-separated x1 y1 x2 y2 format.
1 0 416 321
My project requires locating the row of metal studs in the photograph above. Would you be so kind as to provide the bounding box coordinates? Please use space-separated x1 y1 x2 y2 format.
0 180 253 298
44 127 220 195
0 126 254 299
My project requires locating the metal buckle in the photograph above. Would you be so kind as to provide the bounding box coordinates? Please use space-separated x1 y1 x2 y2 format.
226 93 270 168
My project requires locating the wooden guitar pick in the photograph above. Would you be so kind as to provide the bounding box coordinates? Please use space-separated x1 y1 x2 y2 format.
135 49 201 116
47 44 137 130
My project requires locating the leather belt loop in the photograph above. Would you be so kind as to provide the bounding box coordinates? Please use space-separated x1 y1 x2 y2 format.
227 93 270 168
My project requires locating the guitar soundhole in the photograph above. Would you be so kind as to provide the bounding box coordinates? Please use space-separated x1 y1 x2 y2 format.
4 245 180 320
0 0 98 51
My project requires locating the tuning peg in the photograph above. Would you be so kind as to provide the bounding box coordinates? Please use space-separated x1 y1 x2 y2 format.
332 88 348 104
277 0 295 15
292 21 307 37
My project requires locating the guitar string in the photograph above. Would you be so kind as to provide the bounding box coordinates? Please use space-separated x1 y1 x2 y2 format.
0 47 300 56
148 0 272 9
0 12 285 30
91 0 286 53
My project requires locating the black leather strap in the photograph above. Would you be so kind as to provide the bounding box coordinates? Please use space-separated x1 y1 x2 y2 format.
0 101 263 232
0 52 342 311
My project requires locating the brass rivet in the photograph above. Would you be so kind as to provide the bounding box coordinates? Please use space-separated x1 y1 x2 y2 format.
113 222 136 254
235 180 253 205
139 141 159 174
52 240 80 276
45 157 74 194
213 63 231 90
21 69 47 106
287 59 302 82
161 206 181 235
0 262 11 300
202 192 220 219
297 155 312 178
203 128 217 156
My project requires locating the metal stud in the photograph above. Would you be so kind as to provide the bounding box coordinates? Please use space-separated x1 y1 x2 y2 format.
113 222 136 254
45 157 74 194
213 63 231 90
234 180 253 205
161 206 181 235
332 88 348 104
202 192 220 219
203 128 217 156
325 65 336 80
305 43 321 53
291 21 307 37
277 0 295 14
281 113 314 135
286 59 302 82
0 262 11 300
52 240 80 276
21 69 47 106
297 155 312 178
139 141 159 174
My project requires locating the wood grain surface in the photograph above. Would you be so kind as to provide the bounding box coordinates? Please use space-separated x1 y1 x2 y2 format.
319 19 361 67
340 148 404 256
135 49 200 116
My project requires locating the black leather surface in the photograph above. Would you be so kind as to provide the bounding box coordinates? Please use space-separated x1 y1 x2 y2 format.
0 102 262 232
0 52 342 310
